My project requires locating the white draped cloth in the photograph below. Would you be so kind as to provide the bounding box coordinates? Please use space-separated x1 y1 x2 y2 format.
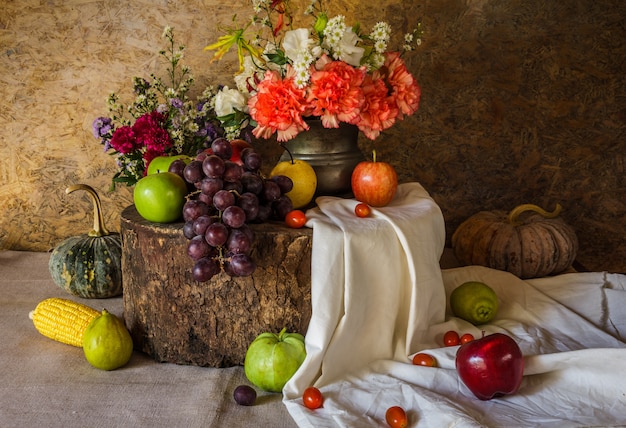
283 183 626 427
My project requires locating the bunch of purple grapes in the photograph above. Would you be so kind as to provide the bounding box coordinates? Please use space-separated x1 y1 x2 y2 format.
167 137 294 282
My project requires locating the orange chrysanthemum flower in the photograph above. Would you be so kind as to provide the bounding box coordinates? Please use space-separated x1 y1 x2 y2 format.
353 74 399 140
307 57 366 128
248 67 309 142
383 51 421 119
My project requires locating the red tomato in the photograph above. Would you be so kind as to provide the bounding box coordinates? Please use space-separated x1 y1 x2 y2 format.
354 202 371 218
285 210 307 229
302 386 323 410
385 406 408 428
443 330 461 347
412 352 437 367
460 333 475 344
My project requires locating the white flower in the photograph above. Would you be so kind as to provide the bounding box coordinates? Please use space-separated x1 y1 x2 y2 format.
234 56 259 95
332 28 364 66
283 28 315 63
214 86 248 117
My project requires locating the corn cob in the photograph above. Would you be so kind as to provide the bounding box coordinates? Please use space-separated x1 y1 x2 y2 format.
29 297 100 347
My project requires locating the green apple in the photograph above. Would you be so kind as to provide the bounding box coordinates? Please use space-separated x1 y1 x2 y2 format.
133 172 188 223
147 155 193 175
244 327 306 392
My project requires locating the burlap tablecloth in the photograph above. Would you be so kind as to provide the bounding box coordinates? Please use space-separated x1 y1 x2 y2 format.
0 250 296 428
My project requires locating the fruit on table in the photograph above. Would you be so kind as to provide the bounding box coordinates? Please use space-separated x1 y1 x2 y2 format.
450 281 499 325
197 138 252 166
451 203 579 279
455 332 524 400
385 405 408 428
244 327 306 392
48 184 123 298
133 171 188 223
180 139 296 282
354 202 371 218
233 385 257 406
302 386 324 410
29 297 100 347
460 333 475 344
285 209 307 229
146 154 192 175
351 150 398 207
82 309 133 371
270 157 317 209
412 352 437 367
443 330 461 346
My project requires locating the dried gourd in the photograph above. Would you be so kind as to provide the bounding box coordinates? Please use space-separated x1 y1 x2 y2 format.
451 203 578 279
48 184 122 298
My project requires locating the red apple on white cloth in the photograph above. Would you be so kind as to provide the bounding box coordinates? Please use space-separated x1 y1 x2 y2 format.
351 150 398 207
455 332 524 400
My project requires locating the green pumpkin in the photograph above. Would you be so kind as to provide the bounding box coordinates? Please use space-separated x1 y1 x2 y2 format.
49 184 123 298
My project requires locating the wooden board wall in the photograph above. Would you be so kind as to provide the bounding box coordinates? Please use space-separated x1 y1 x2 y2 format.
1 0 624 274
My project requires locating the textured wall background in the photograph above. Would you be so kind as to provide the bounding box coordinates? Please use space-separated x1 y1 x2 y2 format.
1 0 625 273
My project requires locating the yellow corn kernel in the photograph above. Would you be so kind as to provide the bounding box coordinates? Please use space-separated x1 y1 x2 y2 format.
29 297 100 347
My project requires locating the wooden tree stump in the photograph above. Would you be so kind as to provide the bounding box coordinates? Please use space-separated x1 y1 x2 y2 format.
120 205 312 367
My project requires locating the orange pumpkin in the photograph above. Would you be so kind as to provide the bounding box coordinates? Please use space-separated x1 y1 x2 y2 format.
451 204 578 279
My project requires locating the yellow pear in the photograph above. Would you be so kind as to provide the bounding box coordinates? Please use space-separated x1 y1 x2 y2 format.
270 159 317 209
82 309 133 370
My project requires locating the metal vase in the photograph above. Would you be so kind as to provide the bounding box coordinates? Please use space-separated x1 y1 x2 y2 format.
278 119 363 196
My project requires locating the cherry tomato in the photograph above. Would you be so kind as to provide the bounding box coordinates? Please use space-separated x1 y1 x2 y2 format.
354 202 371 218
412 352 437 367
302 386 323 410
285 210 307 229
443 330 461 346
460 333 475 344
385 405 408 428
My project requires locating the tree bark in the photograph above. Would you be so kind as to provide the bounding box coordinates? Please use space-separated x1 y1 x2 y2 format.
120 205 312 367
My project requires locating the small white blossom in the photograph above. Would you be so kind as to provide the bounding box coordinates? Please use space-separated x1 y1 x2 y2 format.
371 22 391 42
374 39 387 54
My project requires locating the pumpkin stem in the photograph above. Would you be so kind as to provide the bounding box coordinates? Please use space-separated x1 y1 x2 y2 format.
66 184 110 237
507 203 562 226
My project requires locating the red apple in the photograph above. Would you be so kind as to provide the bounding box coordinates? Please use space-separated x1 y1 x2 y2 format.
455 332 524 400
229 139 252 165
351 150 398 207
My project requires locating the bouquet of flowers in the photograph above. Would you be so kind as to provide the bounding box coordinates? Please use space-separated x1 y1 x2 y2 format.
207 0 423 142
92 27 240 188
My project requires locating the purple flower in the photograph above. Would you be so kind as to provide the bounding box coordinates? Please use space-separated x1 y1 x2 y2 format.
170 98 183 109
92 117 113 139
197 121 220 141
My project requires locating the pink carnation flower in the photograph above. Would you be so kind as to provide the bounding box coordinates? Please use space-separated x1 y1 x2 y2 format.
353 74 399 140
248 67 309 142
307 57 365 128
383 52 421 119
